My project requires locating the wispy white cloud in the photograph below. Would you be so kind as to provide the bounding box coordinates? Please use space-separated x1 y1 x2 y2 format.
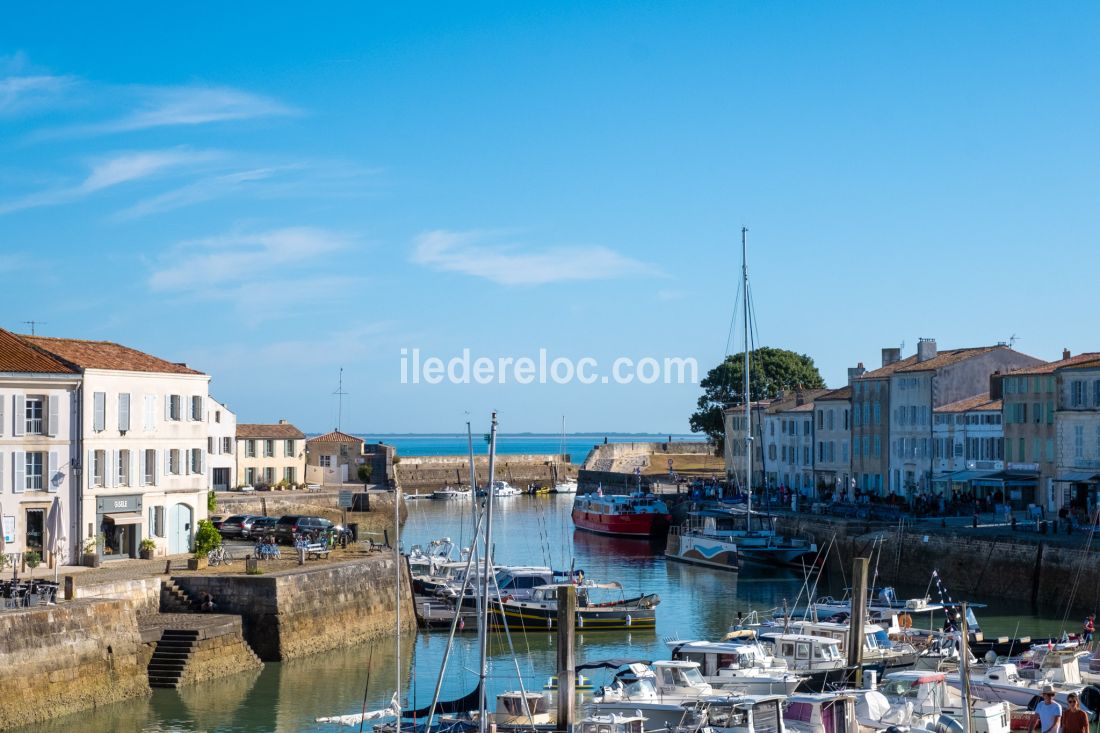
0 53 75 117
114 166 290 219
46 85 296 138
0 148 220 215
412 229 661 286
148 228 367 323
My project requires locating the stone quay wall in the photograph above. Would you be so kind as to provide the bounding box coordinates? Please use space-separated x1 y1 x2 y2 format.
175 617 264 686
580 441 712 470
67 576 163 618
215 490 406 535
775 514 1100 617
0 599 149 731
395 454 576 493
172 554 414 661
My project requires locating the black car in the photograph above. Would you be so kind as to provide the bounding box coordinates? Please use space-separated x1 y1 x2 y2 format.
247 516 278 538
273 515 335 544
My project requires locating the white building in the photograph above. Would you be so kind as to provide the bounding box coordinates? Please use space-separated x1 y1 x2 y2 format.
25 335 211 560
0 330 81 566
762 390 827 497
1054 359 1100 513
722 402 767 489
931 393 1004 498
206 397 236 491
813 386 851 500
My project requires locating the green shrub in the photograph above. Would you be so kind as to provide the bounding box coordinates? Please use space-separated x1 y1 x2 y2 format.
25 551 41 569
207 490 217 513
140 538 157 551
193 519 222 558
358 464 373 483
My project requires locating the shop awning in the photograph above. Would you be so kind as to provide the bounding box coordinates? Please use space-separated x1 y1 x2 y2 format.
950 470 1001 482
104 512 142 525
1054 470 1100 483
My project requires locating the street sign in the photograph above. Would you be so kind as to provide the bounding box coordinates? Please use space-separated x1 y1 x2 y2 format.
338 490 353 509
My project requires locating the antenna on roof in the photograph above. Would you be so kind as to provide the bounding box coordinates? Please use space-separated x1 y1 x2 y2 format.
333 367 349 432
22 321 46 336
1009 334 1019 348
900 340 906 354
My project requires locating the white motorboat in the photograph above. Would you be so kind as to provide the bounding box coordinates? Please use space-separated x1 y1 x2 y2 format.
553 478 578 494
588 661 715 730
945 662 1088 709
578 713 646 733
665 637 806 695
784 692 859 733
432 486 472 501
758 619 918 669
857 670 1012 733
672 694 788 733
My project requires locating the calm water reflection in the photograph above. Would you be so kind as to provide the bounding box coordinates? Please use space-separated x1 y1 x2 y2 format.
19 495 1077 733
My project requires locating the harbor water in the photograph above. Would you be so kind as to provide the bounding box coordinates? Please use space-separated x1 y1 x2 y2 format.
19 494 1085 733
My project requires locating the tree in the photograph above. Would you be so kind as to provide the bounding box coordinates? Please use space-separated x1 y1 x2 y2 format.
690 347 826 449
357 464 373 485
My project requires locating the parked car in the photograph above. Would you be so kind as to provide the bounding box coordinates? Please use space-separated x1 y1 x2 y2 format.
219 514 259 539
273 515 335 544
209 515 226 530
247 516 278 538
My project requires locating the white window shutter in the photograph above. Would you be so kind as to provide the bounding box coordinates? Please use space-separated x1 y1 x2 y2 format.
13 394 25 437
164 449 170 476
92 392 105 432
129 450 136 488
145 395 155 431
0 451 4 490
0 393 5 436
200 449 206 476
13 451 25 493
152 450 159 486
47 394 59 437
139 450 147 487
108 449 117 488
165 395 171 421
48 451 59 493
119 393 130 432
87 449 95 490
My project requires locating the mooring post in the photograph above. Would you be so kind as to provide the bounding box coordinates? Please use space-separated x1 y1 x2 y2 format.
556 584 576 733
847 556 870 688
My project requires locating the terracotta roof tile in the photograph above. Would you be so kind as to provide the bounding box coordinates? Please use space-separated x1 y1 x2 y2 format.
895 346 1002 373
0 329 77 374
935 394 1003 413
816 386 852 401
307 430 364 444
236 423 306 440
24 335 204 375
1005 352 1100 375
858 354 920 379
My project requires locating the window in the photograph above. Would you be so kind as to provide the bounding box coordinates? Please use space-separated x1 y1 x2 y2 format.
264 467 275 484
1006 379 1016 395
25 396 44 435
1046 439 1054 463
191 396 203 421
842 441 849 463
93 450 106 487
246 440 256 458
862 436 870 458
854 405 862 427
25 452 44 490
144 449 156 485
222 437 232 454
215 410 221 423
208 437 215 454
118 449 130 486
817 411 824 430
285 439 295 457
1073 381 1086 407
144 394 156 431
1005 440 1012 462
1094 381 1100 408
93 391 106 431
284 467 296 483
168 394 182 421
169 449 180 476
873 435 881 457
844 409 849 430
1033 403 1042 424
909 406 918 425
827 410 834 430
118 393 131 432
1075 426 1085 459
264 439 274 457
191 448 202 474
1047 402 1054 425
245 467 256 485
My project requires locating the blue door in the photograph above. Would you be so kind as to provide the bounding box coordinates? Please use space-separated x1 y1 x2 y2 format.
168 503 193 554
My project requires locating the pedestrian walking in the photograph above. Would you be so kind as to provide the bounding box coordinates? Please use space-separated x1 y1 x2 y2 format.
1029 684 1061 733
1083 614 1095 650
1061 693 1088 733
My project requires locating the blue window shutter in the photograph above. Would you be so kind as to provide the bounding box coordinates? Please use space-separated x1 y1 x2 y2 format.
13 451 25 493
48 451 59 492
47 395 59 437
13 394 25 437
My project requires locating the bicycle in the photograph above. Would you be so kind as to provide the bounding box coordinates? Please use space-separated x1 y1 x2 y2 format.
255 541 280 560
207 546 231 567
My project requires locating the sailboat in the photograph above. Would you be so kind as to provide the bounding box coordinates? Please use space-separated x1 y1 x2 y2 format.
552 416 577 493
665 228 816 569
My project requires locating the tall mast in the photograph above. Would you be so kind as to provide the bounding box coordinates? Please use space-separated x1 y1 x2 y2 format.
742 227 752 515
394 475 402 733
477 411 499 733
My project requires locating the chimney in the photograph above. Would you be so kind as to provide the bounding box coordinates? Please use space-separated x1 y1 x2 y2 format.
989 371 1003 400
881 348 901 367
917 338 938 363
278 419 288 425
1063 348 1072 360
848 363 866 385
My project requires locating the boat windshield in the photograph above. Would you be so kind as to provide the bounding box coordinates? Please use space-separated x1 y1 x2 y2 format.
622 677 658 699
658 665 708 689
705 705 748 729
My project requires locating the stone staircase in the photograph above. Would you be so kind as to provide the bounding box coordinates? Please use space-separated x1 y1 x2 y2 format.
148 629 198 688
160 578 193 613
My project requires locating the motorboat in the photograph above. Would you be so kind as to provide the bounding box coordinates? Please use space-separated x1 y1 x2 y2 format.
673 694 787 733
577 712 646 733
856 670 1012 733
490 480 521 497
588 661 715 730
572 491 671 538
944 662 1090 709
664 637 806 695
668 508 815 568
784 692 858 733
764 619 918 669
432 486 472 501
492 582 659 632
440 565 573 609
553 478 578 494
756 633 878 691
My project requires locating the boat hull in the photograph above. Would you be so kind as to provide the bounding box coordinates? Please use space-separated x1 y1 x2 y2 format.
492 598 658 632
572 508 670 538
737 544 819 568
664 533 739 571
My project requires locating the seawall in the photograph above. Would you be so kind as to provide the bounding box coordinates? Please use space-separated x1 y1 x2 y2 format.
0 599 150 731
775 514 1100 617
172 553 414 661
215 489 407 535
394 453 576 492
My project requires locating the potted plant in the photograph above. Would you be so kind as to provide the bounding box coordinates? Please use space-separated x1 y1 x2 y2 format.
82 533 104 568
24 551 41 571
139 538 157 560
187 519 222 570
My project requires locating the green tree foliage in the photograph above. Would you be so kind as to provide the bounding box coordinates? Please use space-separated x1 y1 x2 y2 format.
690 347 826 448
193 519 223 558
357 464 373 484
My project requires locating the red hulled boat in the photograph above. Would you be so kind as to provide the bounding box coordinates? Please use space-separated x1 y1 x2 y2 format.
571 491 672 538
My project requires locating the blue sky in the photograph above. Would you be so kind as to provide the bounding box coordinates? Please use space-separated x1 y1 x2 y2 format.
2 3 1098 434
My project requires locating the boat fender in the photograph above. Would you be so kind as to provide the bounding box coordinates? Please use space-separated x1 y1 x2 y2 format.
547 616 553 629
577 615 584 629
626 614 632 627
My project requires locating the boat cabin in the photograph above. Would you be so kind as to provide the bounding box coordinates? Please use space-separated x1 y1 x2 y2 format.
577 713 646 733
783 692 857 733
574 493 670 516
690 694 787 733
762 634 846 671
669 639 789 677
877 671 950 716
597 661 713 701
492 691 552 724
